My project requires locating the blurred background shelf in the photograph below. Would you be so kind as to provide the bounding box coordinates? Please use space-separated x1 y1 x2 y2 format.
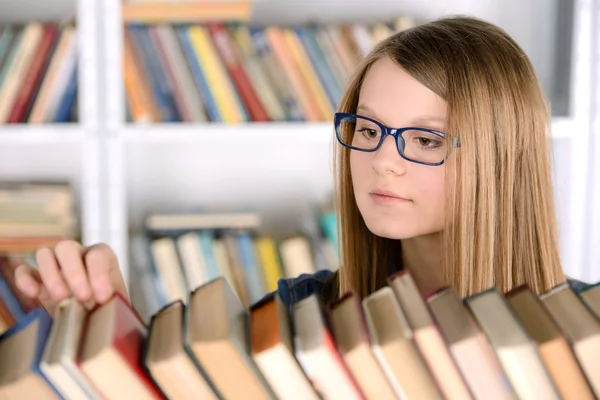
121 122 334 143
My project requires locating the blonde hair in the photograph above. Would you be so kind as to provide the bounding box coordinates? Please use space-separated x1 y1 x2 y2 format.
334 16 566 299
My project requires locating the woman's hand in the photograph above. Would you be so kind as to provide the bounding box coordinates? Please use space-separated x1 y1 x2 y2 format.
14 240 128 315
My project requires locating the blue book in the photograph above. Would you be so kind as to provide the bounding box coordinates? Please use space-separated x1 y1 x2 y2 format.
296 27 342 107
144 237 169 309
54 66 77 123
198 231 220 280
0 307 61 398
128 26 180 122
320 210 339 256
236 232 266 305
176 26 222 122
0 273 25 320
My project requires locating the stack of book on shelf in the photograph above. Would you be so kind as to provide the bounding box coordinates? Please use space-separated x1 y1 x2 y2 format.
0 269 598 399
0 23 77 125
129 207 338 322
123 16 417 123
0 181 77 334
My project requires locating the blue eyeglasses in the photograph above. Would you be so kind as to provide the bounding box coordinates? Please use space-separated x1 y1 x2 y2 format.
334 112 460 166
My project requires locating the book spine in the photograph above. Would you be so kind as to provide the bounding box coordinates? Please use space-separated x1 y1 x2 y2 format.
250 27 304 121
175 26 222 122
53 65 77 122
148 26 190 122
7 25 58 123
128 26 180 122
208 23 269 122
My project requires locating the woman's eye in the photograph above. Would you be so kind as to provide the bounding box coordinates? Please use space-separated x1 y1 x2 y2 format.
417 137 441 147
357 128 379 138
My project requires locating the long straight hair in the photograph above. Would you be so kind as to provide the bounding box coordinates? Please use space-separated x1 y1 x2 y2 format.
334 16 566 299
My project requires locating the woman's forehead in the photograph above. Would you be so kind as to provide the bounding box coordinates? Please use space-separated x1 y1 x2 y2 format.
358 58 446 128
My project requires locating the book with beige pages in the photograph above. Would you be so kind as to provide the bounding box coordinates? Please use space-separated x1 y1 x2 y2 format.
0 270 598 399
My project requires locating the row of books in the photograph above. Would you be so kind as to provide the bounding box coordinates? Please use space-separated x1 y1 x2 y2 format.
1 268 599 399
123 16 417 124
0 181 77 240
129 208 338 322
0 24 78 125
0 180 78 333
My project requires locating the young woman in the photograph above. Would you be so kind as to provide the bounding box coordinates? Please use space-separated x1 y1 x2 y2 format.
14 15 588 316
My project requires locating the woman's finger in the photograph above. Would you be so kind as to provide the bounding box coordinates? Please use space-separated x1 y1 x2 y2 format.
36 247 69 302
84 243 119 304
54 240 92 303
15 264 56 313
14 263 41 298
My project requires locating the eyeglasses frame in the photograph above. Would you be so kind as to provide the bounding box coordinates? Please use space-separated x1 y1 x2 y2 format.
334 112 461 166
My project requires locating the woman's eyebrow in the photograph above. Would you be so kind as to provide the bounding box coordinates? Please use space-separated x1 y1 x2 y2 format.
411 115 446 124
356 105 446 127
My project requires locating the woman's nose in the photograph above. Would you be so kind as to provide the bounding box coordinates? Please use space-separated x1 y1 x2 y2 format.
371 135 408 176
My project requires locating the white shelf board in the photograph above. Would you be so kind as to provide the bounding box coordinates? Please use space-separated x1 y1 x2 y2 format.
121 122 334 143
122 118 573 142
121 130 335 233
0 124 84 144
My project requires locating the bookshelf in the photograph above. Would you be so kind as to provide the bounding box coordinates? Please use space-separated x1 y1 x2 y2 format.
0 0 104 249
0 0 597 286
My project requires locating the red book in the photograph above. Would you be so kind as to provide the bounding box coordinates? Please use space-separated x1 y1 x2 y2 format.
208 23 269 122
7 25 58 123
77 292 166 400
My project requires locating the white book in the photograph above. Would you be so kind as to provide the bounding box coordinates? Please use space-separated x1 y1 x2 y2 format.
176 231 210 292
150 236 188 304
40 298 102 400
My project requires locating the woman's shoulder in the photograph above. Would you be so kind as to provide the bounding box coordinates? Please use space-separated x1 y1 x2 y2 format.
275 269 336 311
567 276 595 293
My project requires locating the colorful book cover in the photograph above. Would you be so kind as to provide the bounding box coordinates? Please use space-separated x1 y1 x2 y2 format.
0 307 61 398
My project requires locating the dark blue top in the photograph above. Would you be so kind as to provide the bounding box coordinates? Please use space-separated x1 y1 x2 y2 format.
276 269 335 311
274 269 592 312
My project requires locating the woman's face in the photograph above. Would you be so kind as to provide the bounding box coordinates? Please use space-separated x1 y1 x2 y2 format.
350 57 448 239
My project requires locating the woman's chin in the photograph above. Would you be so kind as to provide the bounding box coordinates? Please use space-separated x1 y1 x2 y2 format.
362 216 441 240
363 219 417 240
